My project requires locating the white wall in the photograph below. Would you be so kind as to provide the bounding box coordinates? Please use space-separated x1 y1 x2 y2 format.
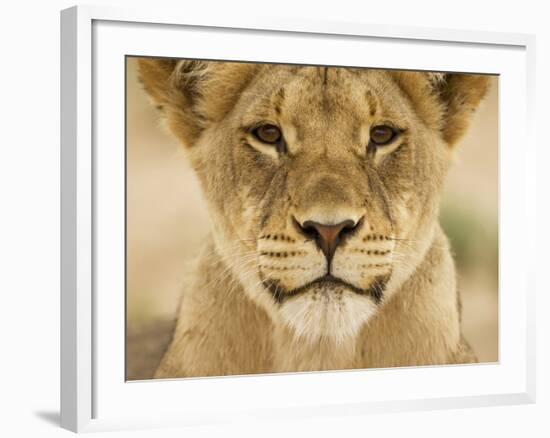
0 0 547 437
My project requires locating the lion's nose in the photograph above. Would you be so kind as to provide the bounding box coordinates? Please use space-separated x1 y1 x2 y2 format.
299 219 359 265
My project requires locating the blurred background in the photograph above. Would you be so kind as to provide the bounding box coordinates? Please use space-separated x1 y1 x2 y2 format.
125 57 498 380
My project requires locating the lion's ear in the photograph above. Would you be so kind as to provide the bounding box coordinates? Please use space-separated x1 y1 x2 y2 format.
433 73 491 145
137 58 259 147
137 58 179 107
392 72 490 147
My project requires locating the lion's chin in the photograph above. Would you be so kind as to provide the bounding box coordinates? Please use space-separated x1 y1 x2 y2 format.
279 289 378 346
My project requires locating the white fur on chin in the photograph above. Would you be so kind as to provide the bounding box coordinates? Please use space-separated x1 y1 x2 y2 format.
280 289 377 346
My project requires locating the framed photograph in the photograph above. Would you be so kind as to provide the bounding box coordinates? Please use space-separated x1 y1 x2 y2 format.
61 5 536 433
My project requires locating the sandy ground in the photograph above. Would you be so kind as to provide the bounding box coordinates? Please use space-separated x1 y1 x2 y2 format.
125 58 499 379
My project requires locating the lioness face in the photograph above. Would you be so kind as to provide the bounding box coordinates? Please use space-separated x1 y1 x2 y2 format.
139 61 488 345
196 66 450 344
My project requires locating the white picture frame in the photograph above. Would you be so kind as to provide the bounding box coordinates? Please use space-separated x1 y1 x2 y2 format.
60 4 536 433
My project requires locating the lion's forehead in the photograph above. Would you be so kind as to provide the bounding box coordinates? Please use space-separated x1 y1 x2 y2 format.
272 67 376 118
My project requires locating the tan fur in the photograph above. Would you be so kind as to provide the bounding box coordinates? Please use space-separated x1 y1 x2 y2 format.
137 60 489 377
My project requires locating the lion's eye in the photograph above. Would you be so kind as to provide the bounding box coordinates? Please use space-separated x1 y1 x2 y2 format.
369 125 396 145
253 124 282 144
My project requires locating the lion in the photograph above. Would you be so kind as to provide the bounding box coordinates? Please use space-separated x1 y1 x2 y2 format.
137 58 490 378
